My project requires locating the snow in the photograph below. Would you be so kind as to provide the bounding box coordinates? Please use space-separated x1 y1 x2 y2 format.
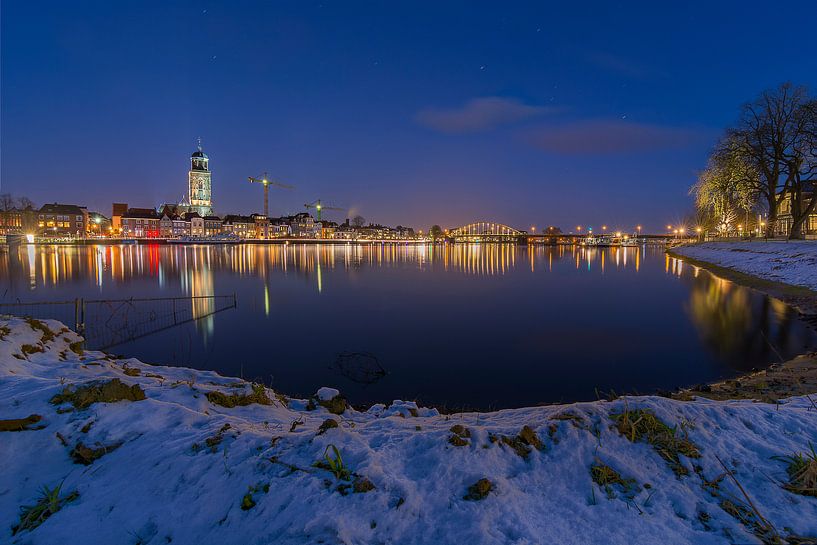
672 241 817 291
1 316 816 544
317 387 340 401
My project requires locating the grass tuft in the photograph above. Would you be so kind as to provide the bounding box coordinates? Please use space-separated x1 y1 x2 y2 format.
70 441 123 465
12 482 79 535
610 407 700 476
50 379 146 409
774 442 817 497
313 444 351 481
25 318 55 343
463 478 493 501
0 414 44 432
448 424 471 447
590 461 639 500
206 383 272 408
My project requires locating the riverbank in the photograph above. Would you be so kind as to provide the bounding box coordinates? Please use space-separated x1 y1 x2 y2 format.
668 241 817 315
2 316 816 544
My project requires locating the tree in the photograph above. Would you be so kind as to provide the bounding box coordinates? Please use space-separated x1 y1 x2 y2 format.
729 83 815 237
18 196 35 210
429 225 443 240
691 138 759 236
351 215 366 228
0 193 14 211
785 99 817 239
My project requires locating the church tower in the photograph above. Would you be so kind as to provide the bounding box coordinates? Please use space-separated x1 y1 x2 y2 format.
188 139 213 216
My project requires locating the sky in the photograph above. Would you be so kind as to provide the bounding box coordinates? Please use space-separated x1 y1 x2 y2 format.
2 1 817 233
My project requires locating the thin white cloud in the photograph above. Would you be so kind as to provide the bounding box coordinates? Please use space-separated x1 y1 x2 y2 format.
525 119 713 154
416 97 558 133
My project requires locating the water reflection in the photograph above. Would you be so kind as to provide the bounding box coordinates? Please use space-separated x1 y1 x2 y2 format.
0 243 654 290
668 257 797 371
0 244 813 408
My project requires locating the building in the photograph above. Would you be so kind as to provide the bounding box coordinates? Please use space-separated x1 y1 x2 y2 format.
203 215 223 237
111 203 128 235
186 212 204 237
251 214 270 238
222 215 255 238
37 203 88 237
188 141 213 216
172 215 191 237
777 182 817 238
320 220 337 239
288 212 320 238
120 208 161 238
87 212 112 237
0 207 37 235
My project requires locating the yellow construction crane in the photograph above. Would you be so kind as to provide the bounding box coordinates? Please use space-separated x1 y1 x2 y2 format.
248 173 293 239
247 173 293 218
304 199 346 222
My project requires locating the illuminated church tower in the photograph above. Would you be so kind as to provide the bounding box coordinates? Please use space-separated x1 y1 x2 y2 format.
188 139 213 216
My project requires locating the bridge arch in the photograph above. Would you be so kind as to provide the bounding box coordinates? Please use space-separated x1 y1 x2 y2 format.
449 222 522 241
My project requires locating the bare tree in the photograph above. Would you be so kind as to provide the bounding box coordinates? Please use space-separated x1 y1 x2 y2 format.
18 196 35 210
729 83 814 237
0 193 14 211
785 99 817 239
351 215 366 228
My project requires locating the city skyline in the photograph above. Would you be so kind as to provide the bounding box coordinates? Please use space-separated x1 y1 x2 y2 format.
3 1 817 232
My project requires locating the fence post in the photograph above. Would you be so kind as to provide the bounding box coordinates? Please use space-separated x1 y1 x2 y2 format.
79 298 86 336
74 298 80 333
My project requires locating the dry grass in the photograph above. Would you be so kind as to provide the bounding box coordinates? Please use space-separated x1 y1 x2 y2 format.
590 461 639 500
774 443 817 497
206 383 272 408
25 318 55 343
463 478 493 501
610 407 700 476
70 441 123 465
50 379 146 409
0 414 44 432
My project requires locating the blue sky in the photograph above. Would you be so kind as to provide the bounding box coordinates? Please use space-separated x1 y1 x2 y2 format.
2 1 816 231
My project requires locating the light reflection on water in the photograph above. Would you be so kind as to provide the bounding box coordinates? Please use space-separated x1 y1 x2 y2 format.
0 243 814 409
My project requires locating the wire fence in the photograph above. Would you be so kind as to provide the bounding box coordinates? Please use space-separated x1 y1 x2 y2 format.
0 295 237 350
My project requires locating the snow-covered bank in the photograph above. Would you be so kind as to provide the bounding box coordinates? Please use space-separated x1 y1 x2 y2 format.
671 241 817 292
2 316 817 544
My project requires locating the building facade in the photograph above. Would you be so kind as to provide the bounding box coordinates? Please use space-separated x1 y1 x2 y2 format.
777 182 817 238
37 203 88 237
120 208 161 238
0 207 37 235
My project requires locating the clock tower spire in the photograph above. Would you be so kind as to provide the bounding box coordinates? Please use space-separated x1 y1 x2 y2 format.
188 139 213 216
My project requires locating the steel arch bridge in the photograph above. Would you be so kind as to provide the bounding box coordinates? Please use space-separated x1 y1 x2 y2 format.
449 222 522 241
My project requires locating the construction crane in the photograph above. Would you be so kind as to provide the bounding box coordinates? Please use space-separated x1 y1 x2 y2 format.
304 199 346 222
247 173 293 218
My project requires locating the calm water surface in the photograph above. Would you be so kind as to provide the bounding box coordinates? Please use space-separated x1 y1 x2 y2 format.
1 243 815 409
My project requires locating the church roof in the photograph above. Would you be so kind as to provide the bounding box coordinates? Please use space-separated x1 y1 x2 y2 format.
191 150 208 159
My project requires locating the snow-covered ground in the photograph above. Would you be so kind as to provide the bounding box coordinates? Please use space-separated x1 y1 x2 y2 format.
672 241 817 292
2 316 816 544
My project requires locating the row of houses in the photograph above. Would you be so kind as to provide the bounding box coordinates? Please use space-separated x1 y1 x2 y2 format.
0 203 112 238
0 201 420 240
114 205 418 240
